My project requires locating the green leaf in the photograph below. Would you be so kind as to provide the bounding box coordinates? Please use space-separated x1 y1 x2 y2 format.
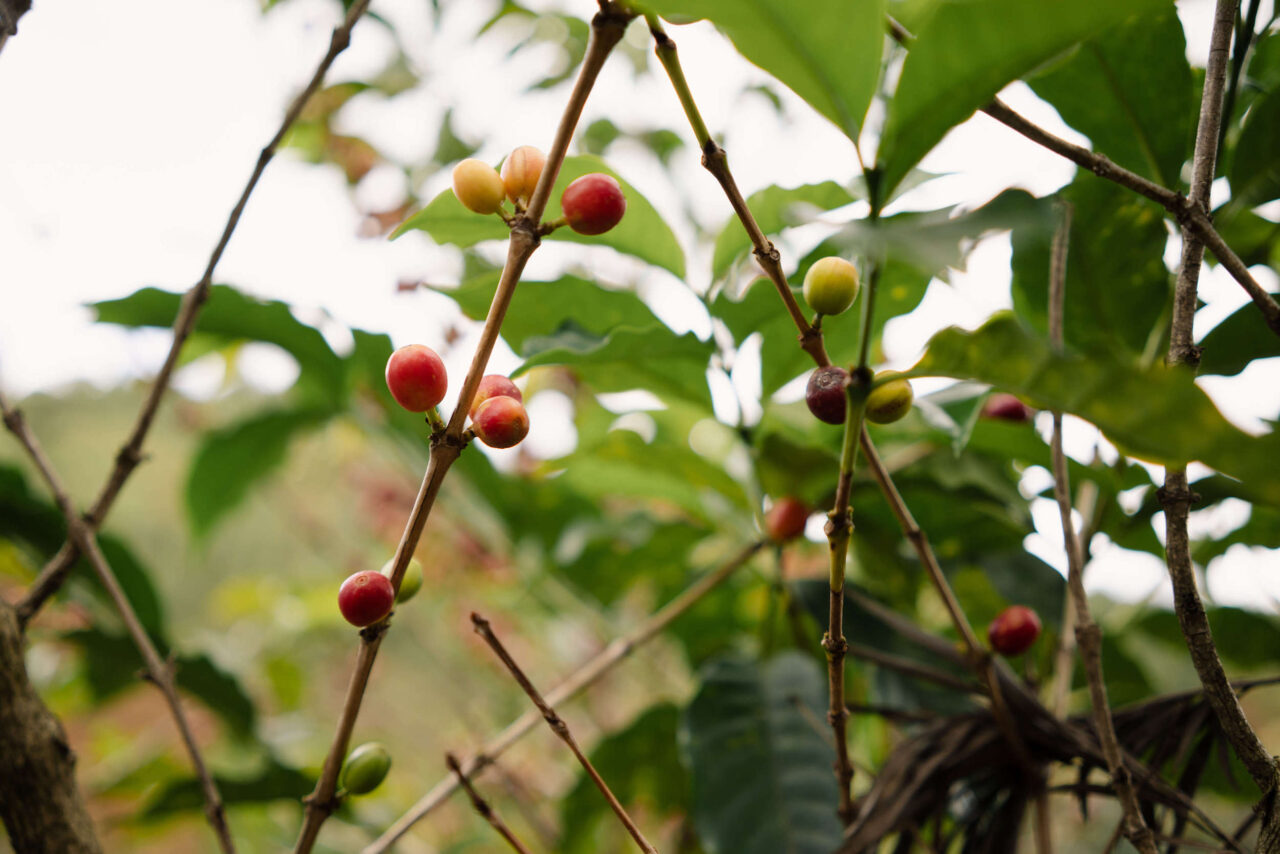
1231 86 1280 207
185 408 332 539
877 0 1169 196
393 155 686 278
91 286 346 404
1134 608 1280 672
1198 301 1280 377
1027 10 1191 186
837 189 1055 277
559 705 687 853
906 313 1280 504
711 181 857 280
431 272 661 354
639 0 885 143
516 324 714 410
554 516 707 605
1011 177 1170 357
682 653 844 854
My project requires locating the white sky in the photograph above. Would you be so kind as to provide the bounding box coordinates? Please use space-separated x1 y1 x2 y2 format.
0 0 1277 610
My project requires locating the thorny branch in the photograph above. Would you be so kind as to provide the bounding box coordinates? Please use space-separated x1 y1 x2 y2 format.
0 393 236 854
292 9 635 851
16 0 376 626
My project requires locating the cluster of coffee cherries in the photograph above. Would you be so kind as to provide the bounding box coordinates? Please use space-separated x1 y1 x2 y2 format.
452 145 626 235
799 256 917 429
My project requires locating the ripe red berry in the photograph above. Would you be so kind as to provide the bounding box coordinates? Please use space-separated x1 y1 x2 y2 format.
385 344 448 412
806 365 850 425
338 570 395 628
981 393 1034 423
560 173 626 235
987 605 1042 657
469 374 523 419
472 395 530 449
765 497 809 542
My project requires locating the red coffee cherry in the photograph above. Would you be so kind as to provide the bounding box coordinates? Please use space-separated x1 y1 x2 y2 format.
469 374 523 419
765 497 809 542
472 395 530 449
338 570 395 628
560 173 626 235
806 365 850 425
385 345 447 413
982 393 1034 423
987 605 1042 657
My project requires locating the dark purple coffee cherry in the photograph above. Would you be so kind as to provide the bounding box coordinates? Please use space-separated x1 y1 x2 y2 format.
806 365 850 425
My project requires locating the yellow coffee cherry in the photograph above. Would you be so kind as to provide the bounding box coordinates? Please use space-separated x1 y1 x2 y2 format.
451 159 506 215
865 371 914 424
802 257 860 316
500 145 546 206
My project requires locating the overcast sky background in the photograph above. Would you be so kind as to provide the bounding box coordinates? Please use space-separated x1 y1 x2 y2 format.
1 0 1277 610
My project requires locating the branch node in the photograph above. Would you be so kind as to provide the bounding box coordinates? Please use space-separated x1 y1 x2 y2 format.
1156 484 1202 507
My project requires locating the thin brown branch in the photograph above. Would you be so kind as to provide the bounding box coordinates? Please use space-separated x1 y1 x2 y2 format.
646 17 830 367
364 542 762 854
445 753 533 854
15 0 376 627
291 10 632 851
1048 478 1099 717
0 599 102 853
1159 1 1280 847
471 613 657 854
1046 205 1158 854
0 0 31 54
0 394 236 854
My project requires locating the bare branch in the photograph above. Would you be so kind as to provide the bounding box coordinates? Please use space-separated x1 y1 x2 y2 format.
16 0 376 626
471 613 657 854
1046 205 1158 854
0 393 235 853
1157 1 1280 846
446 753 533 854
364 542 762 853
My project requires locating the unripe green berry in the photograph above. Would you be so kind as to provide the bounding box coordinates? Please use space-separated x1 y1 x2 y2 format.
380 557 423 604
341 742 391 795
865 372 914 424
452 159 505 215
802 257 860 316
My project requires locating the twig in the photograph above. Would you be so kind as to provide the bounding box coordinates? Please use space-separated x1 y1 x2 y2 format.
16 0 376 627
1158 0 1280 848
1045 205 1158 854
292 9 634 852
1048 477 1099 717
0 393 236 854
363 542 763 853
646 16 829 367
470 613 658 854
0 0 31 55
845 643 981 695
445 753 533 854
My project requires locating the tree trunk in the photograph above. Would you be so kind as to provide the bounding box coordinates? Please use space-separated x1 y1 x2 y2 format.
0 601 102 853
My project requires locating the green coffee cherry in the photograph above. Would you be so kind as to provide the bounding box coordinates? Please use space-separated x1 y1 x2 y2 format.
341 742 392 795
802 257 860 316
380 557 423 604
865 372 914 424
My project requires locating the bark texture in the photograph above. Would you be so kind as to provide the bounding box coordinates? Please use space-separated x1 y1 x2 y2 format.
0 601 102 853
